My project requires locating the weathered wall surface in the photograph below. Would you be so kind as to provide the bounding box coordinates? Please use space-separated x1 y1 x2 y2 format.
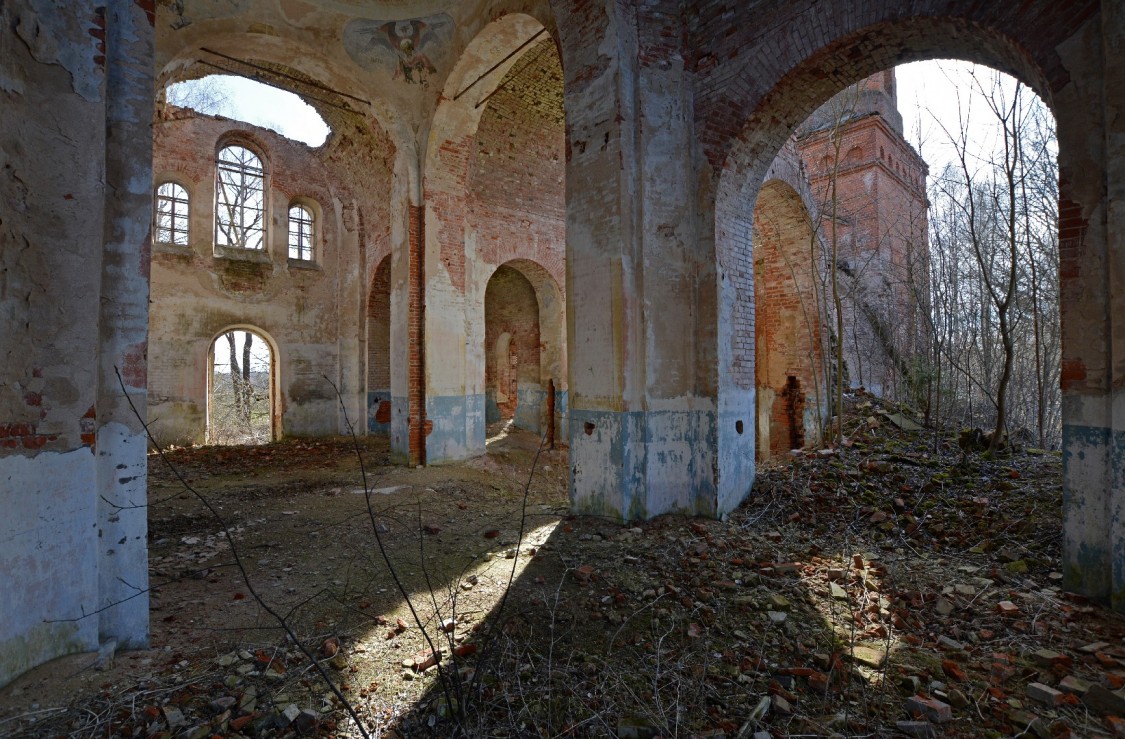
4 1 1125 696
484 265 541 424
424 17 566 462
367 256 393 434
1 0 152 687
469 40 566 438
148 109 393 445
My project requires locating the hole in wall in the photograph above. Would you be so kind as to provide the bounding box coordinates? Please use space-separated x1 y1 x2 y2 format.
166 74 331 147
735 420 744 435
584 421 595 435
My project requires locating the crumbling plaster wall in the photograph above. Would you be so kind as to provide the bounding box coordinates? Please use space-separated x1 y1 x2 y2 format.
148 110 393 445
468 40 567 439
423 11 561 463
1 0 152 688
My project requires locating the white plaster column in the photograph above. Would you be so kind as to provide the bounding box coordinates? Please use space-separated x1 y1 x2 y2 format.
95 0 153 648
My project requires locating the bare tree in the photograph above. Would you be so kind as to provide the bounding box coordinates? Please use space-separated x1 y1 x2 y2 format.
215 145 266 250
926 66 1060 449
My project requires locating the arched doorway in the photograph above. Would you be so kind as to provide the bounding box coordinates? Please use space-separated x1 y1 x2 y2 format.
482 260 566 437
207 327 276 445
484 265 540 430
367 256 392 435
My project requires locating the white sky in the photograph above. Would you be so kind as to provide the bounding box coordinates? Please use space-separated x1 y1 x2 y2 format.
213 330 272 374
895 59 1049 178
168 75 331 147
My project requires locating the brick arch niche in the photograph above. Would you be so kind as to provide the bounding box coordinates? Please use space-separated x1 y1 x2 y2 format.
704 5 1118 608
753 174 827 462
483 259 566 438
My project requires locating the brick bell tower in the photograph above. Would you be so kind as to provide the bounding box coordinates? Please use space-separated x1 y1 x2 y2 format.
796 69 930 401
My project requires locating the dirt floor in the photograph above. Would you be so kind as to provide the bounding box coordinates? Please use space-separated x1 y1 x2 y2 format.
2 404 1124 738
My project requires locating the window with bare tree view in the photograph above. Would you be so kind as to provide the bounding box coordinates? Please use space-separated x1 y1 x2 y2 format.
288 204 314 261
154 182 190 246
215 145 265 250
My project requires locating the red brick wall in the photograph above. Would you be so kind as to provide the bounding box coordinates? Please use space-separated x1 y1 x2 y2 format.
753 177 823 457
797 112 928 394
467 39 566 294
367 256 391 391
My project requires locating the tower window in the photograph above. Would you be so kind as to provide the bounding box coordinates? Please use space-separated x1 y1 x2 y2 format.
215 145 266 250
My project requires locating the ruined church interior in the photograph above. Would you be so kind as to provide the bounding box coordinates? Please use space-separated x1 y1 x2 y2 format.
2 0 1124 735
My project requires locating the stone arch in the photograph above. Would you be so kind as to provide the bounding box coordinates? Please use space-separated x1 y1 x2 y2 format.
753 170 828 462
205 324 280 444
705 7 1115 606
423 11 566 462
482 258 566 437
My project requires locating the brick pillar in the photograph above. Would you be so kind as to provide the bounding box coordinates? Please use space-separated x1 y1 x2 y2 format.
563 2 734 521
407 203 426 466
1060 4 1125 613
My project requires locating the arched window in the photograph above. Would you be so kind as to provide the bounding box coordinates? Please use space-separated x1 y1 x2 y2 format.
215 145 265 250
154 182 189 246
288 204 314 261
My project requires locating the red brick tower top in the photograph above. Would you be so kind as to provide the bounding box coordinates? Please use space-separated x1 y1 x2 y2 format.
794 69 930 398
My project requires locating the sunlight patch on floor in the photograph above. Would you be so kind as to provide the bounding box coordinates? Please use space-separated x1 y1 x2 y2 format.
485 418 516 447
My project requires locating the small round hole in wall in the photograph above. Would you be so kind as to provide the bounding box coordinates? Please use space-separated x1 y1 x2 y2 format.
735 420 744 435
584 421 596 435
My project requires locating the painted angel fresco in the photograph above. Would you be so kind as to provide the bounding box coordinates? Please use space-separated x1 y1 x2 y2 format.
343 14 455 86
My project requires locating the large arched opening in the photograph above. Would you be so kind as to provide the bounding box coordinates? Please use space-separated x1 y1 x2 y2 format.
706 9 1112 605
483 259 566 437
424 12 566 461
367 255 393 435
206 326 279 445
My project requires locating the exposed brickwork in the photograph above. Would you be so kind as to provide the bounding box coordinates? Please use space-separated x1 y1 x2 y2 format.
753 171 823 458
467 39 566 292
149 107 394 445
691 1 1098 176
367 256 392 392
795 79 929 397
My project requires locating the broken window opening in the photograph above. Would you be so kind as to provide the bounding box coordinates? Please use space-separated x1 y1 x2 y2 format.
783 375 806 450
215 145 266 251
154 182 190 246
166 74 331 147
288 204 315 261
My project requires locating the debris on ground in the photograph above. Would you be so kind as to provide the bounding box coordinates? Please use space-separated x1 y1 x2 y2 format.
1 402 1122 737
